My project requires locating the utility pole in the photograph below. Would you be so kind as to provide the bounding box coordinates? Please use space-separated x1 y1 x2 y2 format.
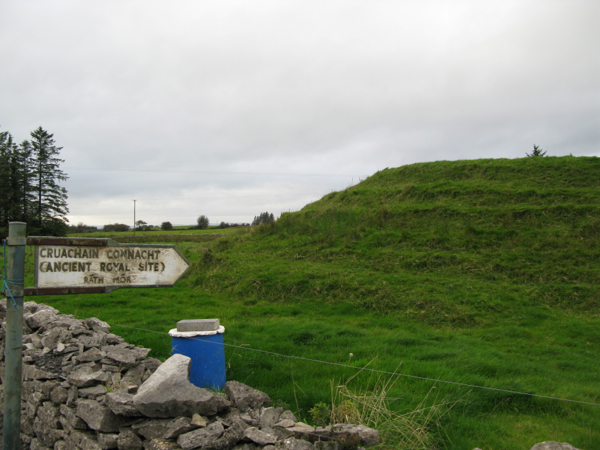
133 199 136 237
3 222 26 450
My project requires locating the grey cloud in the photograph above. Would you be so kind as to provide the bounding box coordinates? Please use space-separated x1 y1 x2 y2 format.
1 1 598 225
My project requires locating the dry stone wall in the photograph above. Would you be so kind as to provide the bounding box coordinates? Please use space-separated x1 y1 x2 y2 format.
0 300 378 450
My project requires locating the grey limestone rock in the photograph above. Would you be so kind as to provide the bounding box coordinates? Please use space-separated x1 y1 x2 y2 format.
21 414 34 436
133 354 229 418
67 385 79 406
105 333 126 345
142 439 181 450
24 300 56 314
29 437 51 450
33 416 65 447
41 380 62 399
233 444 260 450
105 347 137 366
177 421 225 450
276 437 314 450
217 407 245 427
67 365 108 387
243 427 278 446
22 379 43 397
240 412 258 427
262 426 288 442
53 315 85 330
54 440 69 450
41 327 72 349
204 417 248 450
132 419 172 440
50 385 69 403
25 397 41 419
259 407 283 429
123 364 146 385
142 368 153 383
97 432 119 449
22 362 61 380
103 364 122 373
26 308 58 330
37 401 61 428
79 334 106 349
117 428 144 450
279 410 297 423
142 357 162 371
531 443 581 450
130 347 152 361
76 399 121 432
85 317 111 333
106 389 143 417
21 434 34 447
282 422 313 433
288 423 379 447
79 384 108 398
162 416 198 439
69 430 104 450
30 332 43 349
60 404 89 430
78 348 107 363
191 413 208 427
177 319 220 332
21 415 34 437
274 419 295 428
225 380 271 412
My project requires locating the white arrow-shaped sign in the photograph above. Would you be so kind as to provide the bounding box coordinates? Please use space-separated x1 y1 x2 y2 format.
27 237 191 295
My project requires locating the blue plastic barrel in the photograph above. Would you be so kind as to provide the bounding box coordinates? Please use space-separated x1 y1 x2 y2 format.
171 332 226 390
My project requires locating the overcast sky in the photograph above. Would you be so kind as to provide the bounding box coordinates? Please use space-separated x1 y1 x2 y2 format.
1 1 598 227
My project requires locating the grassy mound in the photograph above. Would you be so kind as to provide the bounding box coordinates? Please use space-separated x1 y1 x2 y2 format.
189 156 600 325
37 156 600 449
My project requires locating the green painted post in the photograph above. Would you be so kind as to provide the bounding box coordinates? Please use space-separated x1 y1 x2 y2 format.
2 222 26 450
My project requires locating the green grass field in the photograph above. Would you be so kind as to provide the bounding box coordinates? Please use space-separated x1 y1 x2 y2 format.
15 156 600 449
72 226 240 238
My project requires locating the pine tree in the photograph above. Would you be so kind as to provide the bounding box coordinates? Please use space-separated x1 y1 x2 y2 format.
29 127 69 229
0 131 17 224
0 132 34 225
526 144 546 157
14 140 36 222
0 127 69 236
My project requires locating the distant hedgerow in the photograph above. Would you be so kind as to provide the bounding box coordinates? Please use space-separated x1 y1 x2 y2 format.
252 211 275 226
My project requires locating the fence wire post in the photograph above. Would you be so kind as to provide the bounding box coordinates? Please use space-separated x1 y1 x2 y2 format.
3 222 26 450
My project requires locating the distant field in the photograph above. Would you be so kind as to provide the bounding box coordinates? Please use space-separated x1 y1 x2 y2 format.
20 156 600 450
70 227 240 238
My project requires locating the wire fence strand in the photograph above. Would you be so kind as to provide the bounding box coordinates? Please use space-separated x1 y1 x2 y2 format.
107 321 600 408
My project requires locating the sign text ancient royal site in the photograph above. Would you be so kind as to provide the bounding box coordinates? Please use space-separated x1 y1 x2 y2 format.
31 238 191 291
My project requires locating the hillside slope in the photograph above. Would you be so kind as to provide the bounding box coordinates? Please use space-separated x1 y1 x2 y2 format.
190 156 600 326
44 156 600 449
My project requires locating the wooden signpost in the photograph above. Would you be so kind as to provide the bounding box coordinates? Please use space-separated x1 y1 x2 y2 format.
2 223 191 450
26 236 191 295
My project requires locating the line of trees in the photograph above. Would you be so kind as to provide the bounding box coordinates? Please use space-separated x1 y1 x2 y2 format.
0 127 69 236
252 212 275 226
